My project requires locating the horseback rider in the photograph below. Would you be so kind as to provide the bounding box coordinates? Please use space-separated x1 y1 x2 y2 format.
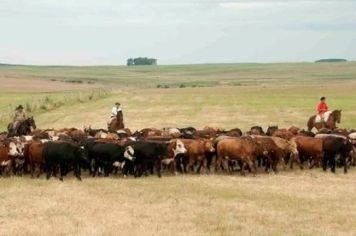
108 102 122 125
12 105 26 133
316 97 328 122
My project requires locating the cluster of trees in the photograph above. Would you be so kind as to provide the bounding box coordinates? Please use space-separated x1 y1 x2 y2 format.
127 57 157 66
315 59 347 63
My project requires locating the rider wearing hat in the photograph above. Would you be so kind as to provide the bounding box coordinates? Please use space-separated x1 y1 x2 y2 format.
12 105 26 133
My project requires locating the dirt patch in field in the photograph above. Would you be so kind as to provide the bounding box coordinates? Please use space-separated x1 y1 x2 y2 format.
0 77 100 92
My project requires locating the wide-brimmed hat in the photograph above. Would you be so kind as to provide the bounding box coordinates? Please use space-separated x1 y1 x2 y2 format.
17 105 24 109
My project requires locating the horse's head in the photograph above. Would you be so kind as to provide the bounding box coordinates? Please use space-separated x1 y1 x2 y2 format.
26 117 37 130
333 110 342 124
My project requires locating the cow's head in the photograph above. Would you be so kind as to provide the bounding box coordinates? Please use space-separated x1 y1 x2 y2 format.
78 146 90 168
204 140 215 153
124 146 135 161
173 139 187 156
8 142 23 157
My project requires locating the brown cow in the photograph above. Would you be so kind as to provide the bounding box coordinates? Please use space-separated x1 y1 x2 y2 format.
68 129 87 142
250 135 284 173
270 137 300 169
28 141 44 178
272 129 294 140
216 137 264 175
293 136 323 169
179 139 215 174
288 126 300 135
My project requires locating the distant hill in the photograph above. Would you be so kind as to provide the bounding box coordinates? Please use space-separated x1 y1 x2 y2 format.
315 59 347 63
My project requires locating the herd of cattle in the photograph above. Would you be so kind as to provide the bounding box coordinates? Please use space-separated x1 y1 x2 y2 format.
0 125 356 180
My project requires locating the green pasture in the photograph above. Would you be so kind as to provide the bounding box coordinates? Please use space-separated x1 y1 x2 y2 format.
0 62 355 131
1 62 356 88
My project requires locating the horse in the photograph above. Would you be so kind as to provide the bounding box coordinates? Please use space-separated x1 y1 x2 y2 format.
7 117 37 137
108 111 124 132
307 110 341 132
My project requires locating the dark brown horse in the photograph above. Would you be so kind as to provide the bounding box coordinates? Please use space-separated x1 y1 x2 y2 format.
108 111 124 132
7 117 37 137
307 110 342 131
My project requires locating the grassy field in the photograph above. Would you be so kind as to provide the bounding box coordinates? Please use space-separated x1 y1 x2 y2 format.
1 62 356 235
1 62 356 131
1 62 356 88
1 169 356 236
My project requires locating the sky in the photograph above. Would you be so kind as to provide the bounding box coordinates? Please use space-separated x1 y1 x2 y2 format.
0 0 355 65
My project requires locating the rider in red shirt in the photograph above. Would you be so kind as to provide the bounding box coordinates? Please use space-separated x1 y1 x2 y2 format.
317 97 328 121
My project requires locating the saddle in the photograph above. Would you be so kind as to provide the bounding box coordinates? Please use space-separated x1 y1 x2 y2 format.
315 111 331 123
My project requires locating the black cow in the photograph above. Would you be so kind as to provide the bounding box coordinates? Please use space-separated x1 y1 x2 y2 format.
86 141 135 177
179 127 197 139
123 141 168 178
43 142 89 181
322 137 353 173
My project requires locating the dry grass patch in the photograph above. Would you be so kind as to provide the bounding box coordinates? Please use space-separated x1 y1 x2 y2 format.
0 169 356 235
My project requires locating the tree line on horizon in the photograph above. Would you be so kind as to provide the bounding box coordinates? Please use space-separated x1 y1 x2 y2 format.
127 57 157 66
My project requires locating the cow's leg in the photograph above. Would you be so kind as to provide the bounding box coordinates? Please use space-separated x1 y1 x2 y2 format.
175 157 182 174
247 159 257 176
75 165 82 181
155 159 162 178
201 158 208 174
264 157 271 173
221 159 229 174
30 161 35 178
309 155 320 169
257 156 262 167
196 161 202 174
272 155 278 173
91 160 97 177
343 155 348 174
240 161 247 176
46 166 52 180
36 162 42 178
186 156 195 174
134 163 140 177
322 153 328 171
122 162 128 177
331 154 336 173
215 155 225 174
59 164 65 181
